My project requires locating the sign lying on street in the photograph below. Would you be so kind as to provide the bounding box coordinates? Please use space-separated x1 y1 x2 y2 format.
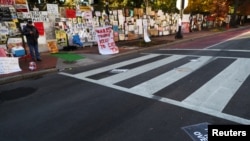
182 122 209 141
0 57 21 74
110 69 128 73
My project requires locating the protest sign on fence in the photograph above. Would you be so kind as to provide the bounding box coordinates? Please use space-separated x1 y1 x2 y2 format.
47 40 59 53
95 26 119 55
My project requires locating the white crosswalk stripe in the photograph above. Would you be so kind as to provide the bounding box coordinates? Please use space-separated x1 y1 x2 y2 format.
99 55 186 84
183 58 250 112
130 56 212 95
59 53 250 124
74 54 160 78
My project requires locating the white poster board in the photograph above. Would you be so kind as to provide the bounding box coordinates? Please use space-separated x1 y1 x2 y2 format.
143 19 151 42
47 4 59 14
0 57 21 74
136 19 143 34
95 26 119 55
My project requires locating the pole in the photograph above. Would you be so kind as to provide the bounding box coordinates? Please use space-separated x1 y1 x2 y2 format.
105 1 110 21
175 0 184 39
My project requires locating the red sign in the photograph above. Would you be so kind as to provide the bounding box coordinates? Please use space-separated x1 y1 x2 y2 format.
0 0 14 5
34 22 44 36
66 9 76 18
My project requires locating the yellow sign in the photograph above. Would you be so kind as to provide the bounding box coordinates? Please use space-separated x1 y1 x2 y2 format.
55 29 68 47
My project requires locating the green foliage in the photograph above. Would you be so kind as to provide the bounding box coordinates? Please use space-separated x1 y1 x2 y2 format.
149 0 176 13
109 0 178 12
92 0 106 12
107 0 250 15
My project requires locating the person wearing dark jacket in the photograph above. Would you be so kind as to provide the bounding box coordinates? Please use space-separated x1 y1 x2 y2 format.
23 20 41 61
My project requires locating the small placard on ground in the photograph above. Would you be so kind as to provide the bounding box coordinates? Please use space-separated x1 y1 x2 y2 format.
110 69 128 73
182 122 210 141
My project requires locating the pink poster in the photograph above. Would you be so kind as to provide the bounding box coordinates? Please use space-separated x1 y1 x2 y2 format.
0 0 14 5
0 48 7 57
182 22 190 33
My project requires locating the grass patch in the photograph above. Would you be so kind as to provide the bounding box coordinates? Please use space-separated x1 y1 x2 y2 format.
51 52 84 62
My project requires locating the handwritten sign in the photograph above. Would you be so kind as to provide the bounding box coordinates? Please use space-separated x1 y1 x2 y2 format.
47 4 58 14
30 11 49 22
0 57 21 74
95 26 119 55
14 4 28 13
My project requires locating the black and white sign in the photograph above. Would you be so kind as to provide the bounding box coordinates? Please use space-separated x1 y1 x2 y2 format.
182 122 209 141
0 7 12 21
176 0 189 10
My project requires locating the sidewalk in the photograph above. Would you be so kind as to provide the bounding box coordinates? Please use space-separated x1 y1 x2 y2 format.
1 26 249 85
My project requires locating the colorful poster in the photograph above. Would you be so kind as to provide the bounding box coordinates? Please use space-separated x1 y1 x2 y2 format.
59 7 66 17
0 57 21 74
14 4 28 12
14 0 26 4
55 29 68 47
95 26 119 55
47 40 58 53
182 22 190 33
84 11 92 19
0 34 8 45
7 37 23 49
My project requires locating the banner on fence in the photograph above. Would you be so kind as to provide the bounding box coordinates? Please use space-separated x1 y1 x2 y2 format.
95 26 119 55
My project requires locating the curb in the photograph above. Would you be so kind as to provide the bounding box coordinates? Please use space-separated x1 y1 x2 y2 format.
0 68 57 85
112 31 217 59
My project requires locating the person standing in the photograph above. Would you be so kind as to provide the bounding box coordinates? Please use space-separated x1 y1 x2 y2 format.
23 20 41 61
